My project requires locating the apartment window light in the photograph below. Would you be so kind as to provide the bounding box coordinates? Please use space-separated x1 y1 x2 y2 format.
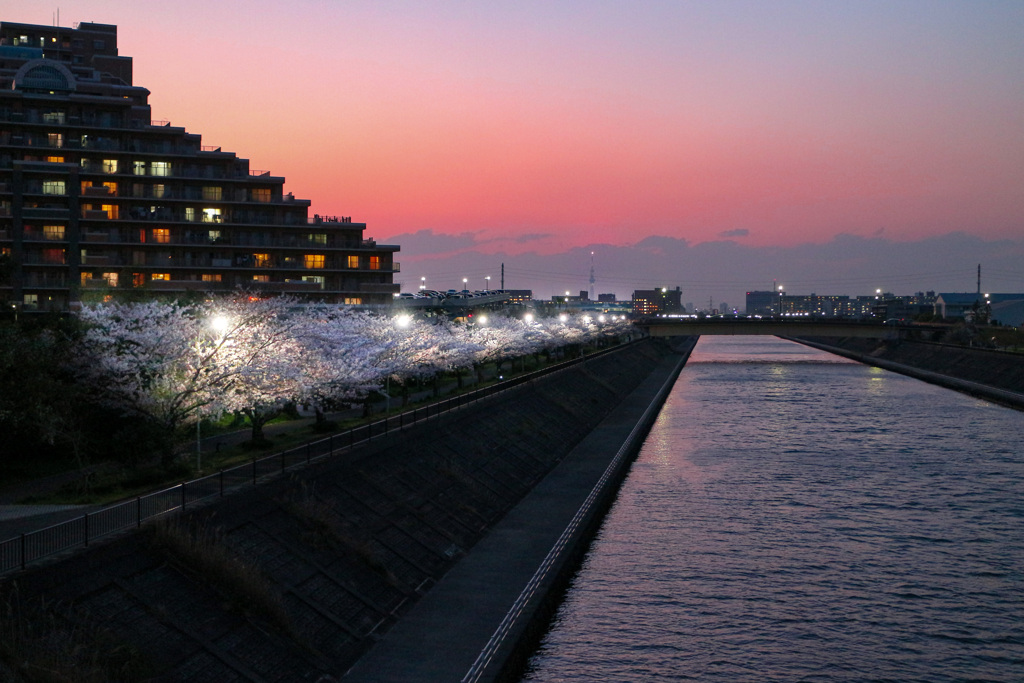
43 225 65 240
45 156 64 163
153 229 170 244
42 180 66 195
185 207 197 222
253 253 271 267
151 273 170 281
201 274 222 282
152 184 166 198
347 255 359 269
133 161 146 176
304 254 325 269
151 161 171 177
103 272 119 287
42 248 65 264
252 188 271 203
369 256 381 270
102 159 118 173
253 275 270 283
308 233 327 245
101 204 119 219
202 208 222 223
47 133 63 148
202 186 222 200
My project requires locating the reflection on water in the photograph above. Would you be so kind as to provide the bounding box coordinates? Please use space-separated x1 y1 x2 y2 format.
523 336 1024 682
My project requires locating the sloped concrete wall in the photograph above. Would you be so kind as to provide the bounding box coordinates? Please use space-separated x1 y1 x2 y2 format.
1 339 680 682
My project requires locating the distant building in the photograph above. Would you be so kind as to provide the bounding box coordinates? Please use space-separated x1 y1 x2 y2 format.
0 20 399 312
745 290 778 315
597 293 616 303
632 286 682 316
935 293 1024 324
504 289 532 305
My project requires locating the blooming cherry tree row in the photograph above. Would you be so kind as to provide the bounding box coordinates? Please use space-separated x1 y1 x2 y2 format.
76 297 634 460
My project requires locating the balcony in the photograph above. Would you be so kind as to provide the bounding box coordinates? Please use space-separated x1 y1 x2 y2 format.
23 207 70 219
82 210 110 220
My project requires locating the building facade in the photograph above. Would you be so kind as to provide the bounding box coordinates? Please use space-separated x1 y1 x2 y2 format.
631 287 682 317
0 21 399 312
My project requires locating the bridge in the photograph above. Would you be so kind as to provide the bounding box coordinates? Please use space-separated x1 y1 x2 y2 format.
636 317 947 339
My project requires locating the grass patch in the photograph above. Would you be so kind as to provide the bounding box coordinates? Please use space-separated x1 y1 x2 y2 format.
146 520 294 638
0 585 151 682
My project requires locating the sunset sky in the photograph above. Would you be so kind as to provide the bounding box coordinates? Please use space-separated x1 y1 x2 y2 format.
7 1 1024 304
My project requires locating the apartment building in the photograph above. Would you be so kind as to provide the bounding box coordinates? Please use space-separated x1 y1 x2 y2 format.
0 21 399 312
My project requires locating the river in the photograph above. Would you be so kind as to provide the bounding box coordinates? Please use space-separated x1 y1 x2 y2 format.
522 336 1024 682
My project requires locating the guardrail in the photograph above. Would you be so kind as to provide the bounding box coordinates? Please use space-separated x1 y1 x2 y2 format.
0 339 638 577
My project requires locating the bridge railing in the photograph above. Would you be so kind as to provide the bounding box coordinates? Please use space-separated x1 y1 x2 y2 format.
0 338 638 576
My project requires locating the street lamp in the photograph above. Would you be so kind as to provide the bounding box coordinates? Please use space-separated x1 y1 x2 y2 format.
485 275 491 291
462 277 468 293
197 315 232 472
420 276 426 291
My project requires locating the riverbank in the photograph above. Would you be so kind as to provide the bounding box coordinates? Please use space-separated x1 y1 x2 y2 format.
790 336 1024 409
0 337 692 682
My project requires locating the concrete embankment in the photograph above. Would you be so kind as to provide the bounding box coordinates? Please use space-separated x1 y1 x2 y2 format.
791 336 1024 409
0 337 693 682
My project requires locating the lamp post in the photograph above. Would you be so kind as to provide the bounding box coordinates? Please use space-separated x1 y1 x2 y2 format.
462 277 468 293
420 276 426 291
778 285 784 317
196 315 231 472
485 275 491 291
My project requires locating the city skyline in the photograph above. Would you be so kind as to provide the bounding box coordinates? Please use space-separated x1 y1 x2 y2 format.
7 1 1022 304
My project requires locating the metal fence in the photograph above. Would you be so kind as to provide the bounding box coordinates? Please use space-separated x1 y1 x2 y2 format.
0 341 633 576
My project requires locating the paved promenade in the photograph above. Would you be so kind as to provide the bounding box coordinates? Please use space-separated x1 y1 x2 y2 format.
343 350 688 682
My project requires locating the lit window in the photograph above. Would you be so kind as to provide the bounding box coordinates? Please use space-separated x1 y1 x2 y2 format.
202 186 222 200
304 254 325 269
45 156 64 163
80 272 93 286
43 225 65 240
103 272 118 287
369 256 381 270
151 273 170 281
103 182 118 196
201 274 222 282
151 161 171 177
252 275 270 283
343 297 362 305
43 112 65 124
132 273 145 287
23 294 38 309
42 248 65 264
101 159 118 173
133 161 146 176
185 207 197 222
47 133 63 148
301 275 325 289
152 184 166 198
101 204 119 219
253 253 271 267
347 255 359 269
202 208 221 223
308 233 327 245
42 180 66 195
252 188 271 203
153 229 170 244
207 230 221 242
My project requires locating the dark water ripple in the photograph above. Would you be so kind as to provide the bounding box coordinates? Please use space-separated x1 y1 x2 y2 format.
523 337 1024 682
